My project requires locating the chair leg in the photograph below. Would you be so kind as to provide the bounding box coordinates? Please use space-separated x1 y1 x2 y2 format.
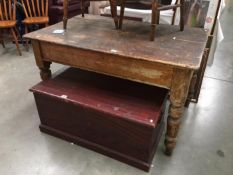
109 0 118 29
119 0 126 29
81 0 85 17
63 0 68 29
0 29 5 48
180 0 184 31
150 1 158 41
0 40 5 48
10 28 22 56
15 27 23 44
171 0 178 25
171 8 177 25
25 25 29 51
157 11 160 24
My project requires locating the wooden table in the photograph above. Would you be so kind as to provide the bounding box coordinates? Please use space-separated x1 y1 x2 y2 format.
24 15 208 155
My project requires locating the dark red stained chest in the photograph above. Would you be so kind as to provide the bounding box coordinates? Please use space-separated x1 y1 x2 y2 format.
30 68 168 171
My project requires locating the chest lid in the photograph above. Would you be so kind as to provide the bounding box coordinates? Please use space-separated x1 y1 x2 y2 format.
30 68 168 128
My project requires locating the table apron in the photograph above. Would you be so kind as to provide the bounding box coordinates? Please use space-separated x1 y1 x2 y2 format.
40 41 174 89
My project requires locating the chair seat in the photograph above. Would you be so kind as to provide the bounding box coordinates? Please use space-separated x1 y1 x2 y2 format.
0 20 17 28
22 17 49 24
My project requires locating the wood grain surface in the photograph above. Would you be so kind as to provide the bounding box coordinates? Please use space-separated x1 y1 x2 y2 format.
24 15 207 69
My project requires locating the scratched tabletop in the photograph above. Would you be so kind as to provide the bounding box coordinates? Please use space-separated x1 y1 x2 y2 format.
25 15 208 70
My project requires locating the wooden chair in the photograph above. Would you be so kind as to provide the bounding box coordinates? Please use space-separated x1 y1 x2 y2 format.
119 0 184 41
63 0 118 30
21 0 49 49
0 0 22 55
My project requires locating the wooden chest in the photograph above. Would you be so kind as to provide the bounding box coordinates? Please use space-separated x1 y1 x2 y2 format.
30 68 168 171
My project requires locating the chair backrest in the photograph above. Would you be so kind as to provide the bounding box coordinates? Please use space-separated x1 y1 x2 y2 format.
21 0 48 18
0 0 16 21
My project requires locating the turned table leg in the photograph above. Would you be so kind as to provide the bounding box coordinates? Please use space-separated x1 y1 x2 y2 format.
32 40 52 80
165 68 193 155
39 61 52 80
63 0 68 30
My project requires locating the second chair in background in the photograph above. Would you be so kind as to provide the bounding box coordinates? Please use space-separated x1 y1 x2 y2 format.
0 0 22 55
21 0 49 50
